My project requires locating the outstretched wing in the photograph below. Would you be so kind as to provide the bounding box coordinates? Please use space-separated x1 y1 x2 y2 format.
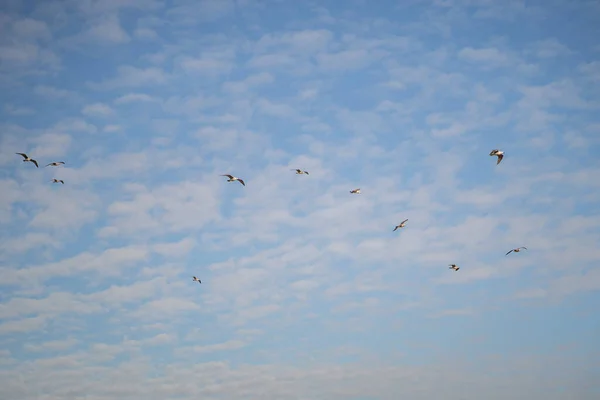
238 179 245 186
221 174 234 179
16 152 27 159
393 226 398 231
520 247 527 250
496 154 504 164
304 171 309 175
31 159 39 168
505 249 514 255
401 219 408 224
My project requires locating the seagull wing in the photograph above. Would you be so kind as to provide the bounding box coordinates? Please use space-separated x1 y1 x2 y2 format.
60 180 64 184
238 179 245 186
520 247 527 250
16 153 27 159
505 249 514 255
401 219 408 224
489 149 498 156
497 154 504 164
393 226 399 231
31 159 39 168
45 163 53 167
221 174 234 179
304 171 309 175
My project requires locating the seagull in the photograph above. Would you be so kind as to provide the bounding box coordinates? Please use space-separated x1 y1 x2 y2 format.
506 247 527 256
350 188 361 194
291 169 309 175
46 161 65 167
221 174 245 186
449 264 460 271
192 276 201 284
16 153 39 168
51 179 64 184
489 149 504 165
393 219 408 231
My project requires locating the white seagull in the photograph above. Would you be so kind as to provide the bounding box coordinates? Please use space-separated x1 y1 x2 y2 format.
46 161 65 167
449 264 460 271
291 169 309 175
489 149 504 165
506 247 527 256
51 179 64 184
192 276 201 284
350 188 361 194
221 174 245 186
16 153 39 168
393 219 408 231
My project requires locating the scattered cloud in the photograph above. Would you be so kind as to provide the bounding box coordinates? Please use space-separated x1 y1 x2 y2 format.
0 1 599 399
82 102 115 117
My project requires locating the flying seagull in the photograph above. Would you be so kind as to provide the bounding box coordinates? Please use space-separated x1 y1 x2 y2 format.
51 179 64 184
489 149 504 165
46 161 65 167
192 276 201 284
393 219 408 231
506 246 527 256
449 264 460 271
350 188 361 194
221 174 245 186
16 153 38 168
291 169 309 175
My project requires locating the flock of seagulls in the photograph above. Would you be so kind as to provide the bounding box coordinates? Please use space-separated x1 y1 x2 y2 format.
16 153 66 184
15 147 527 283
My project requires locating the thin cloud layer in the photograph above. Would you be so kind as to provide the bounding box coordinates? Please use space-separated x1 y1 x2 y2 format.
0 0 599 399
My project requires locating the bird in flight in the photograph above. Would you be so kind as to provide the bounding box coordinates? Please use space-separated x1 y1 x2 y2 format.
350 188 361 194
192 276 201 284
51 179 64 184
489 149 504 165
16 153 38 168
393 219 408 231
46 161 65 167
221 174 245 186
506 247 527 255
449 264 460 271
291 169 309 175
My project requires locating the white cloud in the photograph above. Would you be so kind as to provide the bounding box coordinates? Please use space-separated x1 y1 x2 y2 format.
87 65 168 90
82 102 115 117
0 1 599 398
457 47 511 66
85 14 130 44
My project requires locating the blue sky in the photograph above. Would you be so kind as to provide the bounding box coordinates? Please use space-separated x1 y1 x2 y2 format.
1 0 599 398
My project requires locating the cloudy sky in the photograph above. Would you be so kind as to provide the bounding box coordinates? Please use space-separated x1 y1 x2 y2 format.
1 0 599 398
